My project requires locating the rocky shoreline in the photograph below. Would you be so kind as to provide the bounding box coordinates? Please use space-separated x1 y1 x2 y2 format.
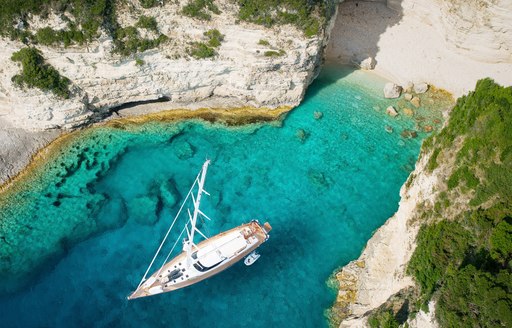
329 151 441 327
0 105 291 190
0 0 339 186
325 1 512 327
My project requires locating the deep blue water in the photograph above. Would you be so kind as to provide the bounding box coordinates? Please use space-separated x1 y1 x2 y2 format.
0 66 445 327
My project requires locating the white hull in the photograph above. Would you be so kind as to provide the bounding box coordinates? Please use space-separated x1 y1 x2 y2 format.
128 220 271 299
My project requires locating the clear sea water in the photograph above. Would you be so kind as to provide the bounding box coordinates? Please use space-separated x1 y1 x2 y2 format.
0 66 447 327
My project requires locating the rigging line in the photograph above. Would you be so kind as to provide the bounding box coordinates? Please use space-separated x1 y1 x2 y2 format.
136 169 202 290
199 214 212 238
156 184 206 276
156 224 188 277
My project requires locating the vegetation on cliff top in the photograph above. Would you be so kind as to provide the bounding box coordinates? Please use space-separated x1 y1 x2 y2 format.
237 0 330 37
0 0 111 44
11 47 71 98
368 79 512 328
0 0 330 46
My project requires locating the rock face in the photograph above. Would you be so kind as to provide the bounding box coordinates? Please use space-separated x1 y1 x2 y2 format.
333 152 442 327
0 118 61 184
383 83 402 98
0 0 333 131
326 0 512 97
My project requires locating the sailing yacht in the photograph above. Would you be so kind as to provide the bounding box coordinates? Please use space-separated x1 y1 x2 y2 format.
128 160 272 300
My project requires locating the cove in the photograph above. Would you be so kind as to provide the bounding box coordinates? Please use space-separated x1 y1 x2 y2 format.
0 65 450 327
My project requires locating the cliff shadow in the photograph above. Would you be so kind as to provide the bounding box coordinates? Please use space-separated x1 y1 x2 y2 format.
325 0 403 68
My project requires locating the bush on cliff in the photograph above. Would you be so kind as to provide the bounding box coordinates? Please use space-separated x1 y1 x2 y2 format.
0 0 110 43
408 79 512 327
136 15 158 32
187 29 224 59
139 0 159 8
236 0 330 36
182 0 220 21
11 47 71 99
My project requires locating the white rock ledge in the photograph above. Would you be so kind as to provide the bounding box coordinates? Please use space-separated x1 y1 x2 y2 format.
0 0 333 131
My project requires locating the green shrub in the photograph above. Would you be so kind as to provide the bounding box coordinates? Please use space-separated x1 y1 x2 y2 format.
11 47 71 99
258 39 269 46
136 15 158 32
408 203 512 327
140 0 159 8
236 0 331 36
182 0 220 21
264 49 285 57
35 26 87 47
135 57 145 66
447 166 479 190
188 42 216 59
0 0 110 44
408 221 471 298
115 26 168 56
203 29 224 47
368 310 400 328
425 79 512 207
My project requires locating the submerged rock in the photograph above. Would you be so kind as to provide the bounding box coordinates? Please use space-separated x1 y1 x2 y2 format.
410 96 421 108
313 111 323 120
386 106 399 117
174 140 195 160
127 196 159 225
296 129 309 142
403 108 414 116
383 83 402 98
159 179 179 208
308 170 332 188
385 125 394 133
400 129 418 138
96 197 128 230
423 125 434 133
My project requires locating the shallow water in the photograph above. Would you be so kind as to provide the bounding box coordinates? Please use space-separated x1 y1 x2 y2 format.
0 66 447 327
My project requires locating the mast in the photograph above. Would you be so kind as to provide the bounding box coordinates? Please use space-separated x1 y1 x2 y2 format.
184 159 210 267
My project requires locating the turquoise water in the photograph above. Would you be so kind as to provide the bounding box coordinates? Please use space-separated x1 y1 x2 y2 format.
0 66 445 327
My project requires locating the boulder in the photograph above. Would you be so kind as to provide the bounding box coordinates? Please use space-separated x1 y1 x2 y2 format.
410 97 421 108
404 93 413 101
383 83 402 98
413 82 429 94
359 57 375 70
403 81 414 93
386 106 399 117
423 125 434 132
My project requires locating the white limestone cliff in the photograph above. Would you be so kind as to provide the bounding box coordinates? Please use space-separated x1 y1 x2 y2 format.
329 1 512 327
326 0 512 97
333 151 441 327
0 0 330 131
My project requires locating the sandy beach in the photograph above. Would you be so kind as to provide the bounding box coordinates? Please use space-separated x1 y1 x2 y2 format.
326 0 512 98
